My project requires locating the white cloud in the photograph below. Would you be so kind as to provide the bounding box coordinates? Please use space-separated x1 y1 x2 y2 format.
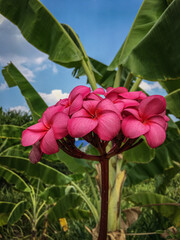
0 15 50 81
10 105 29 112
139 81 162 91
34 56 47 65
39 89 69 106
0 82 7 91
52 64 58 74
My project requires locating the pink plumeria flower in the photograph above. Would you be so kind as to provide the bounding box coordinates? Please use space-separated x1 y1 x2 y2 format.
56 85 91 115
22 106 69 155
68 99 121 141
122 95 169 148
119 91 147 101
86 88 105 101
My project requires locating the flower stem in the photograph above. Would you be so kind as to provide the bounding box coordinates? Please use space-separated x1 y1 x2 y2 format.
113 65 123 88
124 72 133 89
130 77 142 91
98 158 109 240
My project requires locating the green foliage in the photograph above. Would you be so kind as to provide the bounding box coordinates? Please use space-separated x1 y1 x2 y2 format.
0 107 32 126
2 63 47 122
0 0 180 238
0 0 83 68
109 0 180 81
123 140 155 163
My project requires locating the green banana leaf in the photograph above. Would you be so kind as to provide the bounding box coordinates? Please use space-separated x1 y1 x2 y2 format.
0 0 84 68
0 202 15 226
126 192 180 226
0 156 71 185
47 193 83 222
125 138 180 185
165 89 180 118
73 58 134 88
55 150 92 174
159 79 180 94
66 208 90 220
8 201 30 225
40 186 67 203
0 166 30 192
123 140 155 163
0 144 30 158
108 0 168 70
0 124 25 140
108 0 180 81
2 63 47 122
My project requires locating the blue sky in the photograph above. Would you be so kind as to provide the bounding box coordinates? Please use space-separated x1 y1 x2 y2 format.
0 0 166 112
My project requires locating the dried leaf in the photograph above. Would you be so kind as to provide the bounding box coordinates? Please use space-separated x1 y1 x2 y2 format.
59 218 68 232
124 207 141 228
107 230 126 240
161 226 178 240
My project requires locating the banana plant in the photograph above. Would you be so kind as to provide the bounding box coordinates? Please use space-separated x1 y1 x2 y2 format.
0 163 91 239
0 0 180 239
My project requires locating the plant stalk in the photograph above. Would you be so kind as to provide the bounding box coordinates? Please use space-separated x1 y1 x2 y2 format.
98 158 109 240
124 72 133 89
82 59 97 91
113 65 123 88
130 77 142 91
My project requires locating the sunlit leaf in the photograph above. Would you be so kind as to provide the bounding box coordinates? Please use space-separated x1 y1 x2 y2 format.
126 192 180 226
0 0 84 68
0 166 30 192
109 0 180 81
165 89 180 118
0 156 71 185
2 63 47 122
8 201 29 225
123 141 155 163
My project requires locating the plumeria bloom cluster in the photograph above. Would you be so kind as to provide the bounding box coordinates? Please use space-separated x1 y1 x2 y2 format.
22 85 169 163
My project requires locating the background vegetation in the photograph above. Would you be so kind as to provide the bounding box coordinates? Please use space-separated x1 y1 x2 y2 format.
0 0 180 239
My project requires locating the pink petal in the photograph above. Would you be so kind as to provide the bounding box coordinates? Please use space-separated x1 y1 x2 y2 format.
42 106 63 127
21 123 47 146
113 102 124 119
139 92 147 100
144 123 166 148
93 88 105 95
68 118 98 138
69 94 83 115
29 142 43 164
122 115 149 138
164 115 170 122
105 92 119 102
96 99 119 115
86 93 103 101
56 98 69 107
105 87 128 96
52 113 69 139
69 85 91 102
83 100 99 116
120 99 139 108
123 108 141 120
114 101 124 112
119 91 143 99
71 108 90 118
106 87 113 92
40 128 59 154
25 122 47 132
105 87 128 102
94 112 121 141
148 116 167 129
139 95 166 119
